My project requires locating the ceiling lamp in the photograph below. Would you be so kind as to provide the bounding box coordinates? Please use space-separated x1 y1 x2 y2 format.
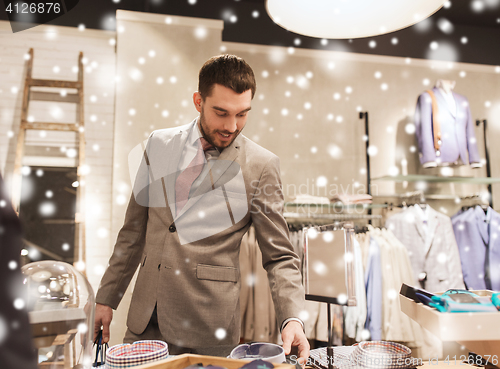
266 0 448 39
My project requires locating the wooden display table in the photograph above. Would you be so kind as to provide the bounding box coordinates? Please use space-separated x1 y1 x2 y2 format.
135 354 294 369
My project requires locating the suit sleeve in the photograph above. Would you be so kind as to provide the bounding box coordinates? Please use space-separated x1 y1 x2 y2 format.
249 155 305 327
464 98 481 164
95 140 151 309
414 93 436 165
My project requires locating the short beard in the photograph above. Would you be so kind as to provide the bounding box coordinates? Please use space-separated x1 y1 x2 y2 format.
198 107 239 151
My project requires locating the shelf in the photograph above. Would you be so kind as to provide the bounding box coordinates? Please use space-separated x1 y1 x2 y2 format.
400 294 500 359
373 174 500 184
284 202 387 210
283 212 382 221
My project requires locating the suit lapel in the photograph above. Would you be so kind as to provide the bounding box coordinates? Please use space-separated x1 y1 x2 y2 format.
424 206 438 256
175 135 241 219
411 205 426 245
165 125 191 219
435 87 457 118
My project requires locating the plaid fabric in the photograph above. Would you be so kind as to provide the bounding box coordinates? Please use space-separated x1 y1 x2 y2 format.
339 341 421 369
309 346 356 369
105 340 169 369
309 342 421 369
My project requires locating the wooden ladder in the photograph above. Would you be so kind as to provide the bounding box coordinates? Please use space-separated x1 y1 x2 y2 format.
12 48 87 272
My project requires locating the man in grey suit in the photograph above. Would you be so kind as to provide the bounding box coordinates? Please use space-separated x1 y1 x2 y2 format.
94 55 309 361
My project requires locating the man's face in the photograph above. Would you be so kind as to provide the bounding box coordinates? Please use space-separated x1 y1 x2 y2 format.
193 84 252 150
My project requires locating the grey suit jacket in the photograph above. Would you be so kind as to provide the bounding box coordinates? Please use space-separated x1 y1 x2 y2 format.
96 120 304 349
452 206 500 291
386 205 465 292
414 87 480 166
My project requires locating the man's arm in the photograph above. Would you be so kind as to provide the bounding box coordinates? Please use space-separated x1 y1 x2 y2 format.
249 154 309 362
93 187 149 341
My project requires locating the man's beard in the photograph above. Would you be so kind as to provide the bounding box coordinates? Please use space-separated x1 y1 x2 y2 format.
198 108 240 151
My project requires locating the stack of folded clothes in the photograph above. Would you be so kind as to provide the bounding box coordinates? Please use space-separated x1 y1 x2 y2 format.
330 194 372 205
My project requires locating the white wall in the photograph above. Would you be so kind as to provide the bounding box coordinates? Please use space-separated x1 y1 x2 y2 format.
0 21 116 294
224 42 500 213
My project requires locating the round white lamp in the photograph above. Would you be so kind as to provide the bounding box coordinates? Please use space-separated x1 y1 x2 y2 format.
266 0 448 39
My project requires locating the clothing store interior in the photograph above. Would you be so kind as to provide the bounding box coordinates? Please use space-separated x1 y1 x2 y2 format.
1 1 500 368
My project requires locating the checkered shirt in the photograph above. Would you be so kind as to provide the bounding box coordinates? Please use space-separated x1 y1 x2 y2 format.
105 340 169 369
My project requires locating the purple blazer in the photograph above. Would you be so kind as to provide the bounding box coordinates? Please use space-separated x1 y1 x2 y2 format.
452 206 500 291
414 88 480 166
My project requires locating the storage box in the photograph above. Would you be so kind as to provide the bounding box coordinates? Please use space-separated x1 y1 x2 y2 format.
134 353 295 369
400 292 500 361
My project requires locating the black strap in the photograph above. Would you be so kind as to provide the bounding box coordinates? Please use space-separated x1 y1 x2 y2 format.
93 330 108 367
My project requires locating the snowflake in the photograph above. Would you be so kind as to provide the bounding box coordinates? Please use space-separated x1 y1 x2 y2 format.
337 294 347 304
39 202 56 216
322 231 334 242
13 298 25 310
215 328 227 340
298 310 310 322
405 123 416 134
313 261 328 276
437 18 454 34
367 146 378 156
387 289 397 300
97 227 109 238
316 176 327 187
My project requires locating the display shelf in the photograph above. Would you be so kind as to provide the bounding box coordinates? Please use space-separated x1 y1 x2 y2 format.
374 174 500 184
400 293 500 361
284 212 381 222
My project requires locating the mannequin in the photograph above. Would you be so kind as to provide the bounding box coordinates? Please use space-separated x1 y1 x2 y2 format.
414 80 481 168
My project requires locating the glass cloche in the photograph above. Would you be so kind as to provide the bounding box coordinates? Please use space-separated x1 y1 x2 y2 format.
21 261 95 369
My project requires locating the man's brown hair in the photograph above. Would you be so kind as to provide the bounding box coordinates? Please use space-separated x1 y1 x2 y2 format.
198 54 256 100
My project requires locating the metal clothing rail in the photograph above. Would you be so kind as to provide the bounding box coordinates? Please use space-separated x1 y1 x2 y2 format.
283 212 382 221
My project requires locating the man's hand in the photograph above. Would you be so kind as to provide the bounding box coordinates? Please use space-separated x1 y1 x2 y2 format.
282 321 310 367
94 303 113 343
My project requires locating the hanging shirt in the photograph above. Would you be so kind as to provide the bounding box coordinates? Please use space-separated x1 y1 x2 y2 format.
452 206 500 290
344 238 367 342
386 205 465 292
364 236 382 341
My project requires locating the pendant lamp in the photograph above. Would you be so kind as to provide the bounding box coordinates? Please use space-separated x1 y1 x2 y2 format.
266 0 448 39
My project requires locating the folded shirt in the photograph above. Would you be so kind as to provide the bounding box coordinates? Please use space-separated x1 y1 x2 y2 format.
330 194 372 205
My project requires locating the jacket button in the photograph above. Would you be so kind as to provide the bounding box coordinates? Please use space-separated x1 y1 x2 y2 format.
169 224 176 232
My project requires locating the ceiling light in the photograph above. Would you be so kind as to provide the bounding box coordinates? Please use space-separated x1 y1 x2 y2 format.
266 0 448 39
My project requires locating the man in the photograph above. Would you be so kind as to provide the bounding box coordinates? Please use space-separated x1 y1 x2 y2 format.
94 54 309 361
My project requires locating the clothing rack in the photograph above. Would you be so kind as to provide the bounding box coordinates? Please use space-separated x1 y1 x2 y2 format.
461 203 489 213
284 212 381 221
